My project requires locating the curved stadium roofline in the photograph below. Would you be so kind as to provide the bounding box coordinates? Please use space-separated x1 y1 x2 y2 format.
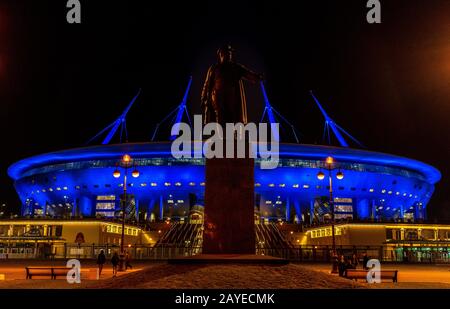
8 142 441 184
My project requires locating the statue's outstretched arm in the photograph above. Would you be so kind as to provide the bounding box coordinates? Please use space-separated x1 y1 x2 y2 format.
238 64 263 83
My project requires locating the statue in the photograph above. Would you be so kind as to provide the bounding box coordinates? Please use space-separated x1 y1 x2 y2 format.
201 45 263 126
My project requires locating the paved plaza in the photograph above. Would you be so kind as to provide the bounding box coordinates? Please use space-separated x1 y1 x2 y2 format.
0 260 449 289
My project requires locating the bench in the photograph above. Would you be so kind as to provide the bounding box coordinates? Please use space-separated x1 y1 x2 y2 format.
25 267 70 280
345 269 398 283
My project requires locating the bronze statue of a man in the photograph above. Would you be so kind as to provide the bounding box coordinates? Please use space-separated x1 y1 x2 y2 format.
201 45 263 125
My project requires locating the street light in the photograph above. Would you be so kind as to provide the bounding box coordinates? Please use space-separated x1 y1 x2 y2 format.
113 154 139 271
317 156 344 273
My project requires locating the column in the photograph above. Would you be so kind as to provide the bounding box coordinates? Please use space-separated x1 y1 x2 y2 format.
310 200 314 224
159 195 164 221
285 197 290 222
135 199 140 222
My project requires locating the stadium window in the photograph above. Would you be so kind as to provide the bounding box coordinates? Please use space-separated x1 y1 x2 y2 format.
350 187 356 191
150 182 157 187
361 188 367 192
82 185 87 189
338 186 344 190
105 184 111 188
369 188 374 192
94 185 99 188
302 184 309 189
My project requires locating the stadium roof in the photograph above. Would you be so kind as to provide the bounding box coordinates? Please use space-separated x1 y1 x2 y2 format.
8 142 441 184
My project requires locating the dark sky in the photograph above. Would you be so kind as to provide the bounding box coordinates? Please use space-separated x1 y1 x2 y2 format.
0 0 449 219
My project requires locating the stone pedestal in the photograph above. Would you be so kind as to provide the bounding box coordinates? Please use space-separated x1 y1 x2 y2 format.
203 158 255 254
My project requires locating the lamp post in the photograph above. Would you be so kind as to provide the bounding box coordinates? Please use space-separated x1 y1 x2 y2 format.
113 154 139 271
317 156 343 274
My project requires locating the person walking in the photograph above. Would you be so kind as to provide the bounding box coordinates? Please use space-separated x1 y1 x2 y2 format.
125 251 133 270
362 253 369 270
96 249 106 277
338 255 346 277
351 254 359 269
111 251 119 277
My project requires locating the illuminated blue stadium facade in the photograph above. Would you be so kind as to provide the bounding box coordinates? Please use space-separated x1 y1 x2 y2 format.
6 82 442 224
8 142 441 223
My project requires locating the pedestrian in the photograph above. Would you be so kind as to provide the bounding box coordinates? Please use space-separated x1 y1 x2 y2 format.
351 254 358 269
338 255 346 277
96 249 106 277
111 251 119 277
362 253 369 270
125 251 133 270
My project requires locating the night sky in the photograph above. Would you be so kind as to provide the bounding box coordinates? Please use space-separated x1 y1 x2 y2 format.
0 0 449 219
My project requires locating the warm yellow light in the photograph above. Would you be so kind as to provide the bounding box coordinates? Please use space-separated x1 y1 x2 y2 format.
122 154 131 163
131 169 140 178
128 244 131 248
326 156 334 164
317 171 325 180
336 171 344 180
113 169 121 178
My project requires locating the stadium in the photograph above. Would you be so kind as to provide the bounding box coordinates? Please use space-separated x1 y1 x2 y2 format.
7 82 441 225
3 80 448 262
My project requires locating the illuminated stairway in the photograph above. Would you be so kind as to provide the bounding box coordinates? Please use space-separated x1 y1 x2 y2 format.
153 222 295 258
153 223 203 251
255 223 298 258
